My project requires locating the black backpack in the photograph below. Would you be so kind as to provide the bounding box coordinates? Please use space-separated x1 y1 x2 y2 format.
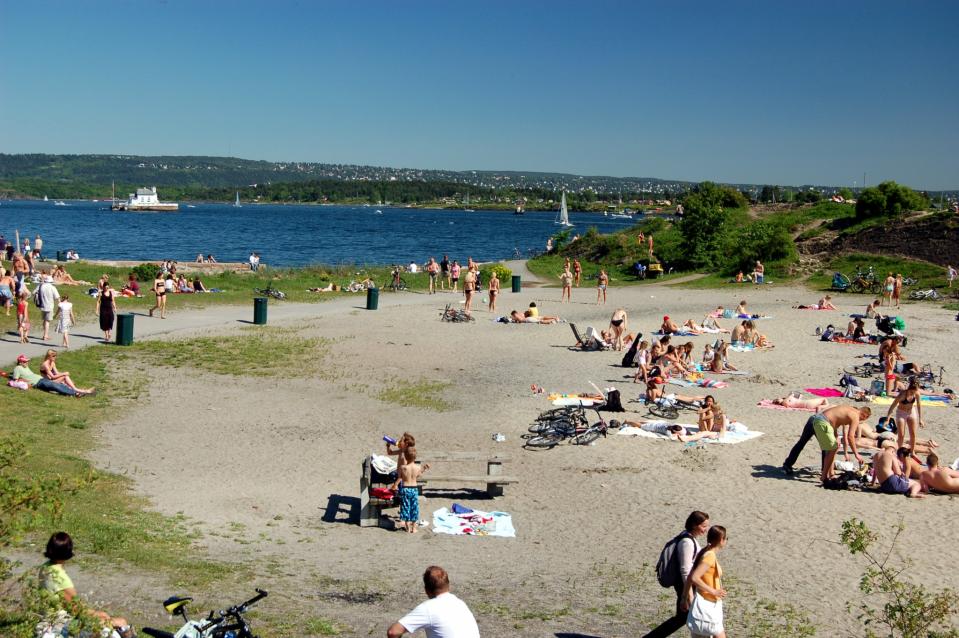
621 334 642 368
655 532 695 587
600 389 624 412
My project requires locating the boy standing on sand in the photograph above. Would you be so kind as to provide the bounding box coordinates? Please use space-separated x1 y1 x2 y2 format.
393 448 429 533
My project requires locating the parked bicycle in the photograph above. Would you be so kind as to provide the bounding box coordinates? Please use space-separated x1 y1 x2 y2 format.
253 281 286 300
833 265 881 294
908 288 942 301
524 406 620 448
440 303 474 322
645 395 702 420
389 265 409 291
143 589 268 638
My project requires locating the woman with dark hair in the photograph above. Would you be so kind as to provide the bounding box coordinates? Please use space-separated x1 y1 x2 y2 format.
683 525 728 637
95 280 117 342
885 377 924 456
39 532 132 636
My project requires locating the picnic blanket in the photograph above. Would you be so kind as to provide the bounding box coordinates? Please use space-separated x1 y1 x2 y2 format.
432 507 516 537
618 422 763 445
806 387 844 397
757 399 819 412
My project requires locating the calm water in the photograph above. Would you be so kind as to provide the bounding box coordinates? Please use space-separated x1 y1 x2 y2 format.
0 200 639 266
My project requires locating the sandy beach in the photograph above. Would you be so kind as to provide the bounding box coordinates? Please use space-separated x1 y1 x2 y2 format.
70 277 959 636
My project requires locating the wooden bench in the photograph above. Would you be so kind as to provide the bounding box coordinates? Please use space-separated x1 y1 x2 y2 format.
359 452 516 528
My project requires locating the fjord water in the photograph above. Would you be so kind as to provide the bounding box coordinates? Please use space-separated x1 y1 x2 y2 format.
0 200 638 266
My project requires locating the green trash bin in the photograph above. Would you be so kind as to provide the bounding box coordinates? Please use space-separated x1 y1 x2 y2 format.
253 297 268 325
115 313 134 346
511 275 522 293
56 250 65 262
366 287 379 310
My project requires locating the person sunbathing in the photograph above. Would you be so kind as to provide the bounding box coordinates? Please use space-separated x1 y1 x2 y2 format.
51 265 88 286
872 446 924 498
772 393 830 412
865 299 881 318
857 421 938 454
509 310 559 324
660 315 680 335
309 283 335 292
632 341 652 382
735 300 748 315
661 345 688 375
700 315 730 333
681 319 705 334
626 420 721 443
920 453 959 494
744 324 773 348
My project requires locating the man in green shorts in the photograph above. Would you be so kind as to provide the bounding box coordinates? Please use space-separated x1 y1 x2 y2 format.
783 405 870 483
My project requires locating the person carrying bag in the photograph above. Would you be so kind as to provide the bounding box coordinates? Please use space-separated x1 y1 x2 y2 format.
683 525 728 638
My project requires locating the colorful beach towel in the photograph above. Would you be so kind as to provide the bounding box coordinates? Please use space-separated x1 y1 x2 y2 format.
431 508 516 537
667 378 729 389
652 330 698 337
728 344 755 352
757 399 819 412
829 336 875 346
805 388 844 397
870 396 951 407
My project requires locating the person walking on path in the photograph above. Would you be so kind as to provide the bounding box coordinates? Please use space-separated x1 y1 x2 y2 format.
573 259 582 287
643 511 709 638
149 271 167 319
559 265 573 303
55 294 74 348
463 266 477 314
426 258 440 294
596 269 609 305
893 273 902 309
387 566 480 638
682 525 728 638
12 251 29 296
96 280 117 342
440 254 450 290
36 274 60 341
450 260 461 293
487 270 500 312
34 234 43 260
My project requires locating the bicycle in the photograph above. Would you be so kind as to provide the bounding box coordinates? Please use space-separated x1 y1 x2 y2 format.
901 276 918 286
908 288 942 301
440 303 475 322
916 364 945 387
524 406 620 448
143 589 268 638
389 266 408 292
646 395 702 420
850 266 882 295
843 362 884 379
253 281 286 300
528 406 590 434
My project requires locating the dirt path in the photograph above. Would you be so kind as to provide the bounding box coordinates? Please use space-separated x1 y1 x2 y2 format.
658 272 707 285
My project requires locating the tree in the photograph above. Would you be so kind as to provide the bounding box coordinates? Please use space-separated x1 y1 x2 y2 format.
855 181 929 220
679 182 732 269
759 185 781 204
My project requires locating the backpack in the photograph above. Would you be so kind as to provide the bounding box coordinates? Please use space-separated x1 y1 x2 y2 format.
655 532 696 587
600 389 624 412
621 335 642 367
820 325 835 341
33 283 44 309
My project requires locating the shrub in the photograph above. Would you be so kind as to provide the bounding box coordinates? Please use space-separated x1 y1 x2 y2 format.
131 262 160 282
855 181 929 220
480 262 512 284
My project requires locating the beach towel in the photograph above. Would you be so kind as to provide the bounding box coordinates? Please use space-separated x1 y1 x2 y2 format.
805 388 844 397
870 396 951 407
667 378 729 389
757 399 819 412
714 370 749 376
652 330 698 337
728 344 755 352
829 336 874 346
431 507 516 537
796 306 835 310
617 423 763 445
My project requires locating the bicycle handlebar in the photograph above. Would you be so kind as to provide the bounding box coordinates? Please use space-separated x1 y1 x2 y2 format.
200 590 268 632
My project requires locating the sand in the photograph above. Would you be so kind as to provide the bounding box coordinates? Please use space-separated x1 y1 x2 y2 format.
87 281 959 636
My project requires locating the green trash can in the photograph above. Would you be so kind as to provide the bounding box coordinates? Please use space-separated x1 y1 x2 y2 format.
253 297 268 325
511 275 522 293
56 250 65 262
366 287 379 310
115 313 134 346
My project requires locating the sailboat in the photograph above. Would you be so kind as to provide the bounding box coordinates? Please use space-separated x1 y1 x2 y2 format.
234 191 241 208
554 192 573 227
464 190 475 212
43 195 48 202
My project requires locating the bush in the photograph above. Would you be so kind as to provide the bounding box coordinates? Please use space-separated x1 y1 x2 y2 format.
480 262 512 284
131 262 160 282
855 181 929 220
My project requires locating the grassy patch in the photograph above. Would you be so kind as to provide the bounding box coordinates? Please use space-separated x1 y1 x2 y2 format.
378 378 454 412
0 347 238 590
126 328 331 377
806 252 950 292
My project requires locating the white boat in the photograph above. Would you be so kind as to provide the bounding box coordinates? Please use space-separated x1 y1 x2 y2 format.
555 191 573 227
464 190 475 212
234 191 242 208
375 209 383 214
53 200 67 206
611 213 632 220
111 186 179 211
43 195 48 202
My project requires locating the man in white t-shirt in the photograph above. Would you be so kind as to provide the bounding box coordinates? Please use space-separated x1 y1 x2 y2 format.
37 275 61 341
387 566 480 638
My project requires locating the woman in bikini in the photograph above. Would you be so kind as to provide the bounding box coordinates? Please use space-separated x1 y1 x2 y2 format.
893 273 903 309
149 271 167 318
885 377 924 455
596 269 609 305
883 273 895 306
608 308 628 351
39 350 94 395
697 395 727 435
632 340 652 383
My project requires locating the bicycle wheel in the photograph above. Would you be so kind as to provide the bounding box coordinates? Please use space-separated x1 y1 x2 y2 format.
844 365 875 379
571 429 601 445
908 290 924 300
851 280 865 294
529 417 574 434
398 278 408 291
648 403 679 420
524 432 564 449
869 282 882 295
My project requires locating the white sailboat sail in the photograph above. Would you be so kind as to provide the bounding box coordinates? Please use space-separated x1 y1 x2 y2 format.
234 191 241 208
555 192 573 226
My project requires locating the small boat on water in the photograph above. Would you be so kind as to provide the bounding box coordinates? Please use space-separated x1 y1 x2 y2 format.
555 191 573 227
514 204 524 215
234 191 242 208
54 200 67 206
43 195 49 202
464 190 475 212
610 212 632 220
112 186 179 211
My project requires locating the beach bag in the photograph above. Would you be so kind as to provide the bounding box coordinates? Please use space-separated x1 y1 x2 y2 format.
8 379 29 390
655 532 695 587
600 389 624 412
369 487 394 500
686 593 723 635
869 379 885 396
33 283 44 309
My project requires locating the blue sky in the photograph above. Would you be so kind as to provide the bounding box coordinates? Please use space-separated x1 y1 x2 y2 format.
1 0 957 189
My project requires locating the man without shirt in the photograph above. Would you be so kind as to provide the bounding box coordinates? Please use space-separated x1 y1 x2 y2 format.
873 446 924 498
783 405 869 481
920 453 959 494
387 566 479 638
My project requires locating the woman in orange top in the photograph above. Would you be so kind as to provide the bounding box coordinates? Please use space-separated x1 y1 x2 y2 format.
683 525 728 637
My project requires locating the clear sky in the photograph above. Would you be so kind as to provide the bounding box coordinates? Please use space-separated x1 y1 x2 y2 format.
1 0 957 189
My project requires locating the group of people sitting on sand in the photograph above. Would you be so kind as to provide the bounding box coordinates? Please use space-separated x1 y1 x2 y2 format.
629 335 740 384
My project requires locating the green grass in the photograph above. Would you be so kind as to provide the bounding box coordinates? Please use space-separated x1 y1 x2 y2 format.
526 254 687 287
378 378 454 412
806 252 950 292
126 327 331 377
